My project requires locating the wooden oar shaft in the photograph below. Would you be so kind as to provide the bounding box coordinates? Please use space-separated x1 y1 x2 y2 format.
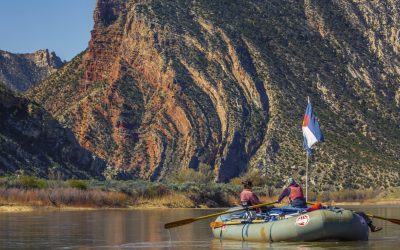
164 201 277 229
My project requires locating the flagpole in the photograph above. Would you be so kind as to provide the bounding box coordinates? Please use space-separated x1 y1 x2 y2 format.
305 152 308 202
302 96 323 203
305 96 309 202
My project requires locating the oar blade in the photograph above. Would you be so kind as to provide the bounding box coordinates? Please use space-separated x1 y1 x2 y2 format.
388 218 400 225
366 214 400 225
164 218 195 229
381 217 400 225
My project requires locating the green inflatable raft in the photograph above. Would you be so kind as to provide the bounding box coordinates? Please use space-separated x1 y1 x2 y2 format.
211 206 369 242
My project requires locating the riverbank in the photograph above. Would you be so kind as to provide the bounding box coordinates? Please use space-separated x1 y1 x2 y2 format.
1 196 399 213
0 176 399 212
0 204 100 212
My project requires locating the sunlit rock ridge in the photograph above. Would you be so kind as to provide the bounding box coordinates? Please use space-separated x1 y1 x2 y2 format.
0 49 64 92
27 0 399 190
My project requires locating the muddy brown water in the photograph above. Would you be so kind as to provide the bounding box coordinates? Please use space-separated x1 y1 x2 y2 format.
0 205 398 249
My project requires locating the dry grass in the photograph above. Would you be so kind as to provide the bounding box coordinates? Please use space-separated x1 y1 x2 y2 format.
314 189 381 203
0 188 203 209
224 193 241 206
134 193 195 208
0 188 129 208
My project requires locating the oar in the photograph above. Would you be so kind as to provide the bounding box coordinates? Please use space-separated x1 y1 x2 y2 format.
365 214 400 225
306 202 400 225
164 201 277 229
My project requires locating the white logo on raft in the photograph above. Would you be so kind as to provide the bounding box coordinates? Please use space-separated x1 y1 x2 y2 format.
296 214 310 227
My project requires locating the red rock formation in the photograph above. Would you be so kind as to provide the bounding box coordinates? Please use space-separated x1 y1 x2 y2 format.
27 0 400 189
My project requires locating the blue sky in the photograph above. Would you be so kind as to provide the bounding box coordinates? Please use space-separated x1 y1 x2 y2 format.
0 0 96 61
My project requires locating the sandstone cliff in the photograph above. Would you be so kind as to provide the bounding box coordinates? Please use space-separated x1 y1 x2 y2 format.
0 83 106 179
0 49 64 92
27 0 399 190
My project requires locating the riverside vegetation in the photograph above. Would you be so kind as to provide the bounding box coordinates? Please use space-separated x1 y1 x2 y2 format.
1 168 398 210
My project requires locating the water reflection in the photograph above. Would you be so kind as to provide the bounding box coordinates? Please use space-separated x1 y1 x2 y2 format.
0 205 398 249
210 239 371 250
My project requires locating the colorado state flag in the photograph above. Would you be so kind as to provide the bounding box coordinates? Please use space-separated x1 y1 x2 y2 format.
302 99 324 154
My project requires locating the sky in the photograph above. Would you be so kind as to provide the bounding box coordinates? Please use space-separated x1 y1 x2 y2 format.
0 0 96 61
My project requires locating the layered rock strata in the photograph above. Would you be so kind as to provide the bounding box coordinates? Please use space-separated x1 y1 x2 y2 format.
27 0 399 189
0 83 106 178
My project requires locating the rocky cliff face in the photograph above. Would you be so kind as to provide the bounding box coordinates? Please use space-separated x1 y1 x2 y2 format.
0 83 106 179
27 0 399 190
0 49 64 92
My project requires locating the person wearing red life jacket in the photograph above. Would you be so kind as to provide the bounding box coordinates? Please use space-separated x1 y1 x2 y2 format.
240 180 261 207
277 177 307 208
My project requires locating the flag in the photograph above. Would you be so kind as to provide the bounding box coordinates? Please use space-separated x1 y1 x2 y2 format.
302 98 324 154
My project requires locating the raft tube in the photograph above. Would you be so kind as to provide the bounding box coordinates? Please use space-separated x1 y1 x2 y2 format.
212 209 369 242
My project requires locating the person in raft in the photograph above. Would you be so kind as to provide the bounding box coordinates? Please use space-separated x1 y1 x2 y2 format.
277 177 307 208
240 180 261 206
277 179 382 232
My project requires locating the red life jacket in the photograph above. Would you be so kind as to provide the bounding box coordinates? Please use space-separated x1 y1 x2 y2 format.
288 184 305 201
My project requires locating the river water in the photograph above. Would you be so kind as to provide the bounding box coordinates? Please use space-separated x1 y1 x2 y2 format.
0 205 398 249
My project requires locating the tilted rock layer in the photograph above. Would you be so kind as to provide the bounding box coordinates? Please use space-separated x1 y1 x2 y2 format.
0 83 106 178
28 0 399 190
0 49 64 92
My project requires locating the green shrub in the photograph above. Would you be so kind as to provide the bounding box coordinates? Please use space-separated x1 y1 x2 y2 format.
0 177 7 188
168 163 214 184
67 179 88 190
18 175 48 189
142 184 171 198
